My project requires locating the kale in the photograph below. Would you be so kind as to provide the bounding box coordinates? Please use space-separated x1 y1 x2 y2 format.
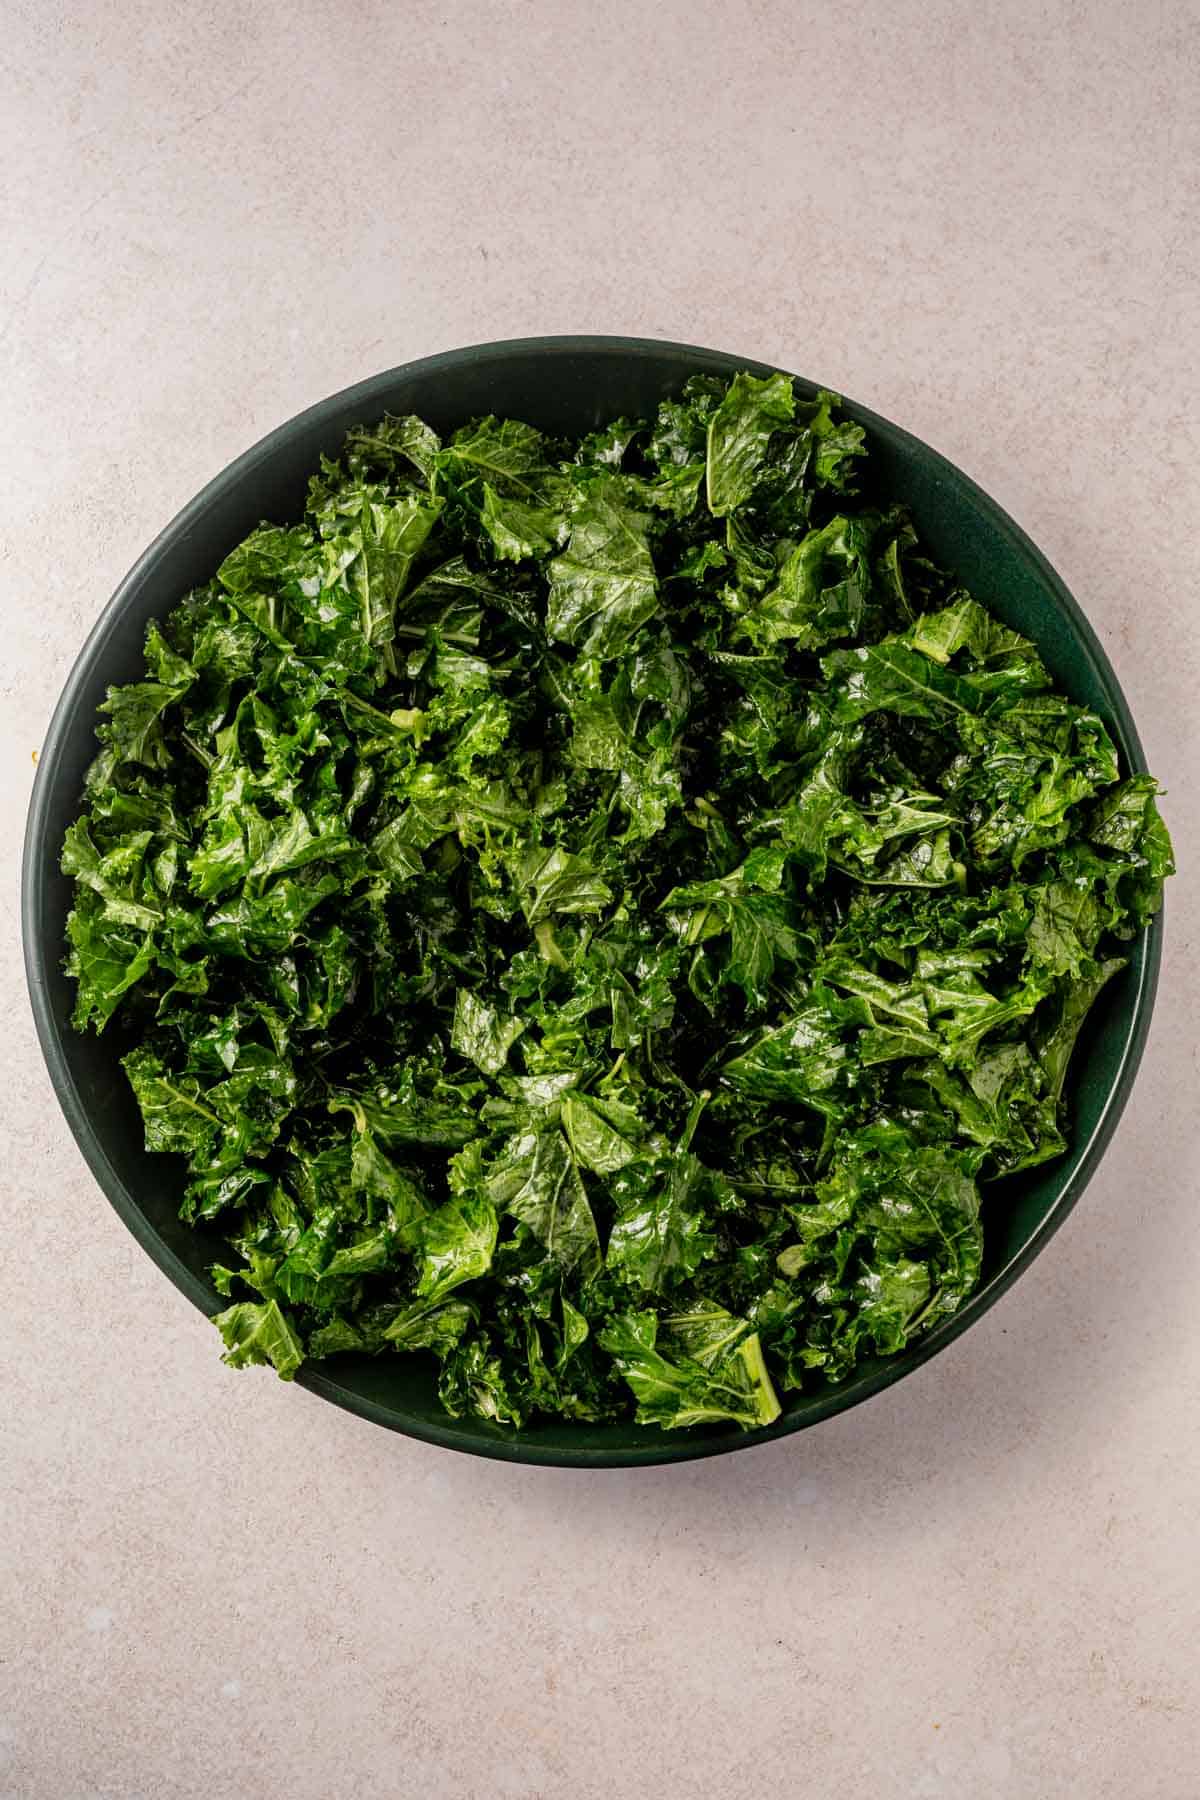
62 374 1173 1433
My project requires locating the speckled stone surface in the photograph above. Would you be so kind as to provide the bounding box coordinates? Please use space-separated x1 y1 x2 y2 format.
4 3 1199 1795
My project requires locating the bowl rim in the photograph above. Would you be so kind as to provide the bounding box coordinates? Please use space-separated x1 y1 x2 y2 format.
22 333 1163 1467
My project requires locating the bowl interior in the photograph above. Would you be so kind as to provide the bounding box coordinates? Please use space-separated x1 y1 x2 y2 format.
23 338 1159 1465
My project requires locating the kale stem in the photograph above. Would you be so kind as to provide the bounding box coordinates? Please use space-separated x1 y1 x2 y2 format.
341 689 406 729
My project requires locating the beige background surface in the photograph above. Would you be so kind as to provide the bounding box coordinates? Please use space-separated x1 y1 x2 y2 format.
3 3 1199 1796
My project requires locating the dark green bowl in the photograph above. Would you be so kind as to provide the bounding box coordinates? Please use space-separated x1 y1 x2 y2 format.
22 336 1162 1467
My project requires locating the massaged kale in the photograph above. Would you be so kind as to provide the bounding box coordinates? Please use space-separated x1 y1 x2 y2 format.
62 372 1173 1432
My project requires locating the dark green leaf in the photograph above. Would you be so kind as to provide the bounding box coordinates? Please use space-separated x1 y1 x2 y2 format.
599 1306 780 1429
485 1128 601 1279
546 476 659 658
451 988 526 1076
705 371 795 516
213 1299 303 1379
